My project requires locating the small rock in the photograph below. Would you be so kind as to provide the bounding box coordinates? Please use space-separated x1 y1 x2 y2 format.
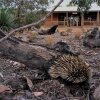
33 92 43 97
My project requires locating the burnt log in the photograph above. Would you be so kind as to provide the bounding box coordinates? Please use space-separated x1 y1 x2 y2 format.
83 27 100 48
52 41 79 56
38 25 58 35
0 30 57 69
0 30 79 70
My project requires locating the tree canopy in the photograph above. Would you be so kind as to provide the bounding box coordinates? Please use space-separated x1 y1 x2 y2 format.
70 0 100 11
0 0 54 10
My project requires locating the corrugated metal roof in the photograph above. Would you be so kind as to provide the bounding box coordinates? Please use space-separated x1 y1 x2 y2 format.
48 3 100 12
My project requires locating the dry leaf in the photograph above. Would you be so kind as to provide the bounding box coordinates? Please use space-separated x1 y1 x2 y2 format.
33 92 43 97
85 62 90 67
0 85 11 93
24 76 33 91
0 73 3 78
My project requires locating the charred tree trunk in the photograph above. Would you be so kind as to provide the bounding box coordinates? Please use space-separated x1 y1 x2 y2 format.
0 30 57 69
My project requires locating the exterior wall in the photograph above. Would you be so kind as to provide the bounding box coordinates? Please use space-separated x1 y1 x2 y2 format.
43 11 100 27
43 13 58 27
52 13 58 25
43 16 52 26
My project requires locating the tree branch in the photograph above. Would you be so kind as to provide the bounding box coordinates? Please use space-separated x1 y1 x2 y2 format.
0 0 64 43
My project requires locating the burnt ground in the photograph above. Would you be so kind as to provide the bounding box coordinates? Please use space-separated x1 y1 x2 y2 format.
0 32 100 100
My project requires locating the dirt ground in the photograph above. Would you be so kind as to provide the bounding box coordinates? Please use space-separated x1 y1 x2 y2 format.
0 32 100 100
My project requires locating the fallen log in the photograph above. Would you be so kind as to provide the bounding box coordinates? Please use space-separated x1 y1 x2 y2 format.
38 25 58 35
0 30 57 69
83 27 100 48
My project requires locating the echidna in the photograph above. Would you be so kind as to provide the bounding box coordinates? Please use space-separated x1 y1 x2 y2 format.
48 54 89 83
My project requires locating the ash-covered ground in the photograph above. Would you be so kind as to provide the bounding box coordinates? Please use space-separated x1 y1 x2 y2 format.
0 32 100 100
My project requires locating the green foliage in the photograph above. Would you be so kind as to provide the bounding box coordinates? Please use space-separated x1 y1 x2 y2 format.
25 13 39 24
0 0 53 11
97 0 100 6
0 8 14 31
70 0 100 12
78 0 92 11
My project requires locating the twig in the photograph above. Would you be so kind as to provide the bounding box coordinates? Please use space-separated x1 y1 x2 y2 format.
0 0 64 43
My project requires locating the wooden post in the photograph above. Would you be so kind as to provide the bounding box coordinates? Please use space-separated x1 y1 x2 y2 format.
97 11 99 26
81 14 84 26
51 13 53 25
64 12 66 26
57 13 58 25
66 12 68 26
64 15 66 26
76 16 78 27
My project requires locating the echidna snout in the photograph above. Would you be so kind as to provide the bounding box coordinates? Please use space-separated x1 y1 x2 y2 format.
48 55 89 83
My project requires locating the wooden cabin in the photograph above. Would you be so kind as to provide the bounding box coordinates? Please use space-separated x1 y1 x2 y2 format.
43 5 100 28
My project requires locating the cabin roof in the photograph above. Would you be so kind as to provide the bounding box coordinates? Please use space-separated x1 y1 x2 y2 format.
48 3 100 12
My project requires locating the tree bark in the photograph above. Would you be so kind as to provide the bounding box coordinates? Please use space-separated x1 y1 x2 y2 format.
0 30 57 69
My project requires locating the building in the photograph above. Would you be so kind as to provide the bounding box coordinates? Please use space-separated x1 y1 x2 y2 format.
44 3 100 27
